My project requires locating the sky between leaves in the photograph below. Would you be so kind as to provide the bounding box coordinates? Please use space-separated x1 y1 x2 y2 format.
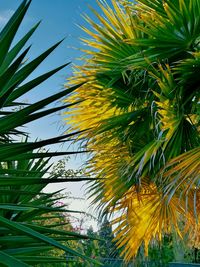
0 0 111 231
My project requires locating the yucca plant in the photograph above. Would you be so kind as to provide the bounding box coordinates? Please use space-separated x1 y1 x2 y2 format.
65 0 200 262
0 0 101 266
0 153 93 266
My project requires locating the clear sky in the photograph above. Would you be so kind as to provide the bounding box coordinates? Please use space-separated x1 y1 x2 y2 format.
0 0 112 230
0 0 107 139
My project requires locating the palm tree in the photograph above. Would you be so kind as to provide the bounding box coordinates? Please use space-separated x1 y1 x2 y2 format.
0 1 100 266
65 0 200 261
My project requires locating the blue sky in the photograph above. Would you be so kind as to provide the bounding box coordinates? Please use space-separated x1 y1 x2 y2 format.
0 0 113 230
0 0 108 140
0 0 110 160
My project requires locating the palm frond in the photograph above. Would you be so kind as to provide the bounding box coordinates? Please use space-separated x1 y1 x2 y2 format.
65 0 200 261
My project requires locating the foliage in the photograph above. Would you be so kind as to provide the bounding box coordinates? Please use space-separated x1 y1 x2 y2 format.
147 235 174 265
50 157 85 178
67 219 123 267
98 219 122 263
65 0 200 262
0 0 100 266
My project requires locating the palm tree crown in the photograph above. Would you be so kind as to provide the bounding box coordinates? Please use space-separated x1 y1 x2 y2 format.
65 0 200 260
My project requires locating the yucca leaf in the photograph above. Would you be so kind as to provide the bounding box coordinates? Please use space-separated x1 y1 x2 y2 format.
0 235 81 244
27 101 80 124
3 246 52 256
6 151 85 161
0 83 82 134
14 256 67 264
0 251 29 267
0 46 31 108
0 203 82 214
6 62 70 104
0 231 93 243
0 0 31 67
1 39 65 101
0 216 101 265
0 177 95 186
23 223 93 239
0 21 41 75
0 189 49 196
0 133 86 161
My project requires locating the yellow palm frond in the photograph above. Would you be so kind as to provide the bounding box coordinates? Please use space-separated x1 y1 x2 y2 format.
65 0 200 260
161 147 200 203
112 183 192 260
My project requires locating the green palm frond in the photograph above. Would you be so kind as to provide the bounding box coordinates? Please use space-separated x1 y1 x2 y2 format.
65 0 200 261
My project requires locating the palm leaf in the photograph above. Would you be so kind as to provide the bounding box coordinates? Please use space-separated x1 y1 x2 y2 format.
65 0 200 261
